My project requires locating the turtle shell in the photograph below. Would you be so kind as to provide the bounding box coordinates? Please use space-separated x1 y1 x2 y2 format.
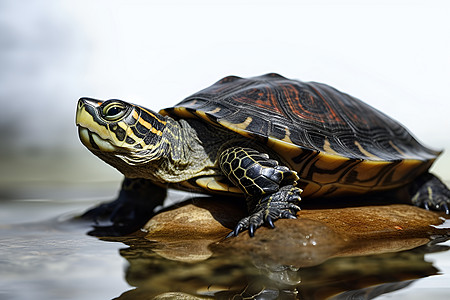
160 73 440 197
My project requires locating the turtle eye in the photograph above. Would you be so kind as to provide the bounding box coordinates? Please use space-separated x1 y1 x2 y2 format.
102 102 127 121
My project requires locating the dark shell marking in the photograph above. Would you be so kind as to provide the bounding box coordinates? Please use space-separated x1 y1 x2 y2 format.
160 73 439 197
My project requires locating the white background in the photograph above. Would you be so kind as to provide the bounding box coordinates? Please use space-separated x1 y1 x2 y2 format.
1 0 449 180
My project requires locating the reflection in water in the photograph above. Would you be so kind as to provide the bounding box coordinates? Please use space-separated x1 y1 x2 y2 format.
87 194 450 300
108 234 446 300
1 193 448 300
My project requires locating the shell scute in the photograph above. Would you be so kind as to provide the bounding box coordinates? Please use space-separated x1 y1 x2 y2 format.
165 74 439 162
163 73 439 196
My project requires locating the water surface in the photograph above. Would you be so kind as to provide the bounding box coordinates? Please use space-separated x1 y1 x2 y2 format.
1 183 449 300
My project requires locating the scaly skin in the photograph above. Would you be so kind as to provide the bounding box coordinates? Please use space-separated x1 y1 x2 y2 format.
219 146 302 237
411 173 450 214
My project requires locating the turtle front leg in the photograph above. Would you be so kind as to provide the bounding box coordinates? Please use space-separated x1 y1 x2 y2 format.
219 146 302 237
81 178 166 236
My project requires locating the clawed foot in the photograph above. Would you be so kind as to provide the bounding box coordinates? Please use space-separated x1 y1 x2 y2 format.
81 178 166 236
80 196 158 236
81 197 146 225
227 185 302 237
411 174 450 214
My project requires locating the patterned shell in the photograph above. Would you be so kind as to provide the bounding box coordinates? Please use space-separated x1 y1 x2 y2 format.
162 73 437 162
160 73 440 196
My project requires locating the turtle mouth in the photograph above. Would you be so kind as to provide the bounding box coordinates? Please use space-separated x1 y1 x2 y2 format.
78 126 118 152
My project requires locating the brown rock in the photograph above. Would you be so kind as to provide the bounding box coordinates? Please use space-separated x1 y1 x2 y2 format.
153 292 206 300
145 197 246 240
216 205 446 267
144 197 246 262
144 197 448 265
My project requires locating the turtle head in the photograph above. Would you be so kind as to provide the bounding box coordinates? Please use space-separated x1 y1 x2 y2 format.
76 97 169 171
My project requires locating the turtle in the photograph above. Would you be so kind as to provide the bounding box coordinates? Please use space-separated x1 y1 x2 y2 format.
76 73 450 237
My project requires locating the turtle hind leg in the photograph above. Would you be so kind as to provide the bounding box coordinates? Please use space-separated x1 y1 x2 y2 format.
410 173 450 214
81 178 166 236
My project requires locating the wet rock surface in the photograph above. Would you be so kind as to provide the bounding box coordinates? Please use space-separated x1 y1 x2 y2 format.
145 197 247 240
144 197 448 265
143 197 247 262
111 196 450 299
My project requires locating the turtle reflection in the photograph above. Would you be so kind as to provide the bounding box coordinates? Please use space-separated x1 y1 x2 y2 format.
95 195 450 300
110 235 446 300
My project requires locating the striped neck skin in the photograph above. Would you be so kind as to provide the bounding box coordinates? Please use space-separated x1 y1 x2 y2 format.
76 98 170 167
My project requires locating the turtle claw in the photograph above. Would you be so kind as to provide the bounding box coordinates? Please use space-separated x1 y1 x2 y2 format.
411 174 450 215
249 224 256 237
226 223 244 238
281 211 297 219
226 185 302 237
226 230 236 239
